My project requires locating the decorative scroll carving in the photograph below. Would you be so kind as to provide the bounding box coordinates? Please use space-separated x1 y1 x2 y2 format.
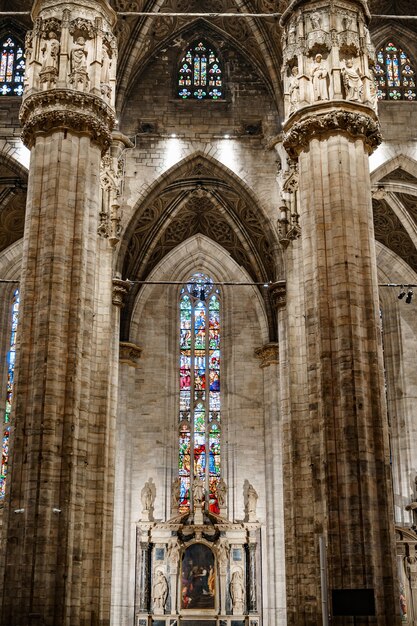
254 343 279 368
283 109 382 158
20 90 115 153
112 278 132 307
119 341 142 366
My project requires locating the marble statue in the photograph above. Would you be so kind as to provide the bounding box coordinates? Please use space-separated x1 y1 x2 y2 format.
311 54 329 101
152 570 168 611
217 477 227 507
41 32 60 71
171 476 181 510
342 60 362 101
141 480 154 517
288 66 300 113
71 37 88 73
230 570 245 613
193 476 205 505
247 483 258 520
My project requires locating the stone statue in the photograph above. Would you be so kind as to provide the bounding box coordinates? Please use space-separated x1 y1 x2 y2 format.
310 12 322 30
217 538 229 565
171 476 181 510
101 45 111 85
311 54 329 101
247 483 258 520
152 570 168 611
217 477 227 507
141 480 154 514
288 22 297 44
41 31 60 71
230 570 245 613
193 477 205 506
71 36 88 73
167 538 180 565
288 66 300 113
342 60 362 101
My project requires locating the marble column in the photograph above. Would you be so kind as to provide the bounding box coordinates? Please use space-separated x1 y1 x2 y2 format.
137 541 151 614
280 0 399 624
0 0 117 624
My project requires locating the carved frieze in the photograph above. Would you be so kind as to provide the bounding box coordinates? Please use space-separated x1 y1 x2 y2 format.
283 108 382 158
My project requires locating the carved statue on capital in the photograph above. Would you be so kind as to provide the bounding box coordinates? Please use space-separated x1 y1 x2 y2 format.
39 31 60 87
311 54 329 101
342 60 362 101
69 36 89 91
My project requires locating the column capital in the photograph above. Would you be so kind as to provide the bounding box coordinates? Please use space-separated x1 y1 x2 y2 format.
20 90 115 153
268 280 287 310
254 343 279 368
112 278 132 307
283 103 381 159
119 341 143 367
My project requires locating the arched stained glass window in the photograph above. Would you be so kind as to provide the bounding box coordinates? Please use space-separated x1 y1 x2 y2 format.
178 273 221 514
1 289 19 500
374 42 416 101
0 36 25 96
177 41 223 100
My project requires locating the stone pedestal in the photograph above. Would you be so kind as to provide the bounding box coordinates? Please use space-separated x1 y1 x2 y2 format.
0 0 117 624
280 1 399 624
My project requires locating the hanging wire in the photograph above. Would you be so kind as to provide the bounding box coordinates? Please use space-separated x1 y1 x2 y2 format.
1 11 417 19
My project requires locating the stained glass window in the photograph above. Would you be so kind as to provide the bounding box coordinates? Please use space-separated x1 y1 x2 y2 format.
1 289 19 500
374 42 416 101
178 273 221 514
177 41 223 100
0 36 25 96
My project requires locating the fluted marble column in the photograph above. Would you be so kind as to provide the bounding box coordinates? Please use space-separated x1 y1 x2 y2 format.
0 1 117 624
280 0 399 624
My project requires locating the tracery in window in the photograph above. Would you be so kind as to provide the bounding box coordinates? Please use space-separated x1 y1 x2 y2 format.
178 273 221 514
177 41 223 100
1 289 19 500
374 42 416 101
0 36 25 96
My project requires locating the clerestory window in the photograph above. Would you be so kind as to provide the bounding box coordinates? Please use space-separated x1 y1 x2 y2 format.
0 36 25 96
177 41 223 100
374 42 416 101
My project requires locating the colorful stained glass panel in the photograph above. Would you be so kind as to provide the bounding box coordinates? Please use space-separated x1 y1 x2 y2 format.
376 42 416 101
0 36 25 97
177 41 223 100
1 289 19 499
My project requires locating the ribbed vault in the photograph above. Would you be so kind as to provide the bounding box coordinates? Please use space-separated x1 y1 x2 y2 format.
120 154 278 340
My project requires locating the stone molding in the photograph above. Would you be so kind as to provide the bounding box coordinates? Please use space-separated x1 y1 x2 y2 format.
254 343 279 368
112 277 131 307
119 341 142 366
283 106 381 158
20 90 115 152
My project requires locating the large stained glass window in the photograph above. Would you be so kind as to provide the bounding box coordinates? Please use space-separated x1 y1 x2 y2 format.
374 42 416 101
1 289 19 500
178 273 221 514
0 36 25 96
177 41 223 100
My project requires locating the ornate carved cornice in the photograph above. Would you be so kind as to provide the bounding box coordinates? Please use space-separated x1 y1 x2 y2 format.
119 341 142 366
112 278 131 307
20 90 115 153
254 343 279 368
280 0 371 26
283 106 382 159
